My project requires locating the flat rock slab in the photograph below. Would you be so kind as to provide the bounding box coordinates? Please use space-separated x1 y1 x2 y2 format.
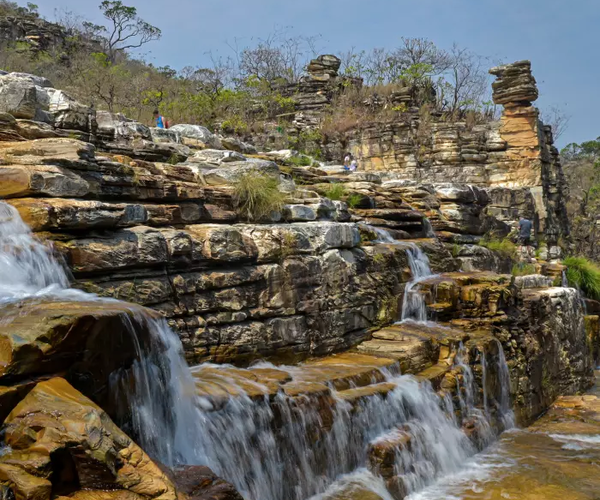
191 352 397 403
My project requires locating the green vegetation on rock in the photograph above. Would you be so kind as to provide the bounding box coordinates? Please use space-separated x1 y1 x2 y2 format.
232 172 286 221
325 184 347 201
512 263 536 276
564 256 600 300
479 235 517 259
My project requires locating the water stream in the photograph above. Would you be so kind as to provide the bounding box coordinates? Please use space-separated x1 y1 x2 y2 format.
400 244 435 323
0 202 517 500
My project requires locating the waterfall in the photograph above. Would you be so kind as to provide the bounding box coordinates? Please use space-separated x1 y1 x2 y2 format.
400 244 434 323
562 269 569 288
496 341 516 429
480 352 489 417
0 202 202 466
0 203 75 303
176 368 476 500
0 201 518 500
454 346 494 448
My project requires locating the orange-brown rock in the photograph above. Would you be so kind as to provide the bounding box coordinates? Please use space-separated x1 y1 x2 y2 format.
166 466 242 500
0 378 177 500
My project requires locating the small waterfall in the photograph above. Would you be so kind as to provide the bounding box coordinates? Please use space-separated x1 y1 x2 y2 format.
422 218 436 238
0 203 73 303
496 341 515 429
108 313 204 466
454 346 494 449
401 244 434 323
177 370 477 500
481 352 489 417
0 201 202 466
362 224 396 243
562 269 569 288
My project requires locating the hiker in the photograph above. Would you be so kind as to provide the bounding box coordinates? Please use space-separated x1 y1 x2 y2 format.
343 153 351 171
350 159 358 172
153 110 169 129
518 217 533 251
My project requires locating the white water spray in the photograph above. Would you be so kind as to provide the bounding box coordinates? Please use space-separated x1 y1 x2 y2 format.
0 203 74 302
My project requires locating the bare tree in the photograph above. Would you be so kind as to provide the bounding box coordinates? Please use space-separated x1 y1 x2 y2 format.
443 44 489 114
541 105 571 141
98 1 161 63
233 29 321 87
397 37 450 71
339 47 367 78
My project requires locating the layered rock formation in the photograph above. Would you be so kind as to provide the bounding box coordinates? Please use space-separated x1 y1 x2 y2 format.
271 59 569 247
0 64 595 500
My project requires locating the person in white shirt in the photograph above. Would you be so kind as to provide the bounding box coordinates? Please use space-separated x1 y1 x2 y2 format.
343 154 351 171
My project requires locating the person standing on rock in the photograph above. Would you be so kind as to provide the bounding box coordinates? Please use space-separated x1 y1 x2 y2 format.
153 110 169 129
518 217 533 252
350 159 358 172
344 153 351 171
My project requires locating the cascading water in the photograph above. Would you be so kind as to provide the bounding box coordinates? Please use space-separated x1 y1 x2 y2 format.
180 367 479 500
0 201 202 467
0 202 74 303
0 201 518 500
496 340 516 429
400 244 434 323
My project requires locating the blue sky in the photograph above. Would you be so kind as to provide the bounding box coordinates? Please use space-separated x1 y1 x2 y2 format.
35 0 598 148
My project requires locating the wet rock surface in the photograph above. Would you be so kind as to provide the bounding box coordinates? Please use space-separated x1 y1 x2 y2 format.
0 378 177 500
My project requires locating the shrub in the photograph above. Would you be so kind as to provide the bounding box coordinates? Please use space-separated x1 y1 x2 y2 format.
325 184 347 201
512 263 536 276
232 172 286 221
479 235 517 259
286 155 312 167
346 193 363 208
564 256 600 300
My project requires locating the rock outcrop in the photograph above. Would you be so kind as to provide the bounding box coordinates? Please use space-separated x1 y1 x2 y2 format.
263 59 569 248
1 378 177 500
0 63 594 500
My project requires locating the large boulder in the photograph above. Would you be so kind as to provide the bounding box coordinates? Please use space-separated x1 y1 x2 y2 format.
168 125 222 150
46 88 95 132
0 378 177 500
0 74 38 119
0 73 95 133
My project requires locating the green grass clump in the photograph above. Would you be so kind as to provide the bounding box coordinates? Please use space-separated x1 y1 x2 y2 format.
564 256 600 300
286 155 312 167
512 263 537 276
325 184 347 201
232 172 286 221
479 236 517 259
346 193 363 208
